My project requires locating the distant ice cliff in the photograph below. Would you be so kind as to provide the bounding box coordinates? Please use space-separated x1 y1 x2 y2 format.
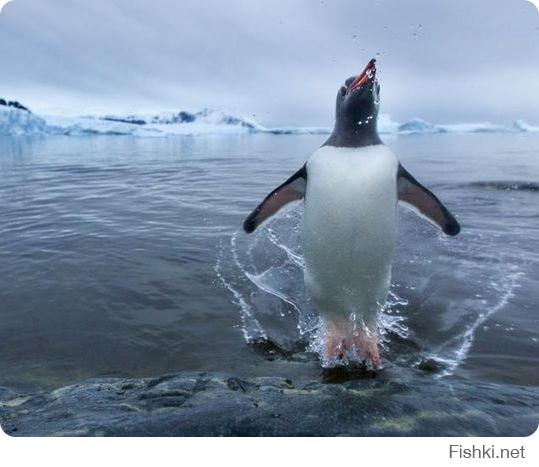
0 99 47 136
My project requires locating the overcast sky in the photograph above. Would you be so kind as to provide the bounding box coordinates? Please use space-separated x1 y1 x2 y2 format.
0 0 538 125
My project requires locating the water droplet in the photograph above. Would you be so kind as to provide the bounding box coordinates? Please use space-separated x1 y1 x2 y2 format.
410 23 423 40
351 34 358 41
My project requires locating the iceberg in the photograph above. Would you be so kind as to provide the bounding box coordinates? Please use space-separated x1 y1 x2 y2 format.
388 117 537 135
0 101 47 136
377 113 401 134
43 115 165 137
437 122 510 133
43 108 265 137
397 118 441 134
512 120 539 133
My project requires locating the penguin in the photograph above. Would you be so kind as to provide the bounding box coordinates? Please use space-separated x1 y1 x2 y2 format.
243 59 460 368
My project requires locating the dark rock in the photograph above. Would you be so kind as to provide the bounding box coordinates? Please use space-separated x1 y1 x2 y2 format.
175 111 196 123
417 358 448 373
0 98 31 112
247 338 307 361
0 371 537 437
97 109 256 127
101 116 147 125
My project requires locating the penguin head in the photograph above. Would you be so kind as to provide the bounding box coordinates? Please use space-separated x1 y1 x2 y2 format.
335 59 380 129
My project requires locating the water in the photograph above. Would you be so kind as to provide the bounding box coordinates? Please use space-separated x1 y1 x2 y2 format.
0 133 537 401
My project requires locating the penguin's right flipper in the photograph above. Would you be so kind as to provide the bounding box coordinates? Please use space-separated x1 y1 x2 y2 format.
243 165 307 233
397 164 461 236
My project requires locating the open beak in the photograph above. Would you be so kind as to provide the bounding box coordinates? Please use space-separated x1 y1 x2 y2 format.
348 59 377 94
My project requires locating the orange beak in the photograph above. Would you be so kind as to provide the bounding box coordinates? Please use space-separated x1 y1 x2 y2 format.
348 59 377 93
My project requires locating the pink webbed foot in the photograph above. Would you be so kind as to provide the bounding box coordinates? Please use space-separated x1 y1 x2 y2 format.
352 327 381 369
323 320 381 369
325 329 348 361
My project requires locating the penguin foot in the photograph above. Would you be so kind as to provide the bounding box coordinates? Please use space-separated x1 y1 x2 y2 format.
352 327 381 369
324 319 354 362
325 331 348 362
323 321 381 369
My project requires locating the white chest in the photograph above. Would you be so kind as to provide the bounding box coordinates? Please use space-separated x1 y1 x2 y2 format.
305 144 398 217
302 144 399 320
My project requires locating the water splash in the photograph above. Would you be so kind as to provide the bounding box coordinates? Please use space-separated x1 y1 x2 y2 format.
216 204 526 374
215 234 267 342
216 204 411 364
434 270 524 377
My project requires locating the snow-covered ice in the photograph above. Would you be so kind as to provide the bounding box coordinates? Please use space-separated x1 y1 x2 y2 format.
0 104 48 136
1 100 538 138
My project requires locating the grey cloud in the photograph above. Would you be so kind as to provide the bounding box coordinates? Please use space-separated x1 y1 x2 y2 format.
0 0 537 125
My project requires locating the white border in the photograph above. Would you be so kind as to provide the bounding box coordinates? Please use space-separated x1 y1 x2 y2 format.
0 0 537 463
0 431 537 466
0 0 11 14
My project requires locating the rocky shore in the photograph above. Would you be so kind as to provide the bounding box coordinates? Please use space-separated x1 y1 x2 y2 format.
1 370 537 436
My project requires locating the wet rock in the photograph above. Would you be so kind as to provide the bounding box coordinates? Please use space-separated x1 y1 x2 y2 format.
417 358 448 373
0 371 537 436
247 338 308 362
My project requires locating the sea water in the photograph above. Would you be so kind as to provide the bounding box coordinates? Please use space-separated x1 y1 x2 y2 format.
0 132 537 398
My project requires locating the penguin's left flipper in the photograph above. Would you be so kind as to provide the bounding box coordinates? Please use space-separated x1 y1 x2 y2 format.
397 164 461 236
243 165 307 233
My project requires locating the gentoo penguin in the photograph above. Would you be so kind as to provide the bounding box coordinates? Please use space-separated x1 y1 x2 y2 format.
243 59 460 368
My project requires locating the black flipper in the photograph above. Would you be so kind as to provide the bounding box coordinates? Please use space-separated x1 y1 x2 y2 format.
397 164 460 236
243 165 307 233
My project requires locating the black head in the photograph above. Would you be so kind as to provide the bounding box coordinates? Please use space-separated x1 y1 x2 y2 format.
324 59 382 148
